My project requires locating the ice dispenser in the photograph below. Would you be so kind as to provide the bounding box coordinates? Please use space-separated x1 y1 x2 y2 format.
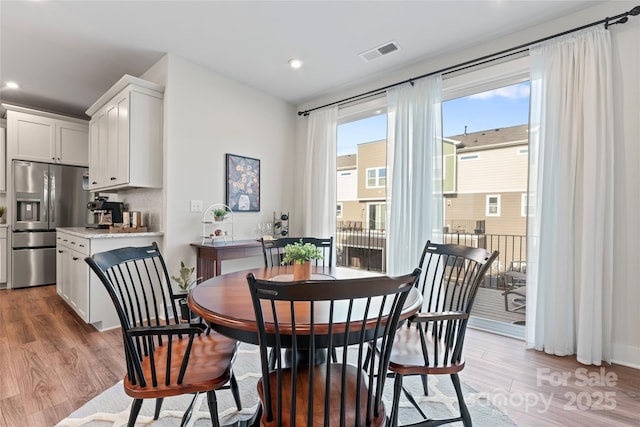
16 199 41 222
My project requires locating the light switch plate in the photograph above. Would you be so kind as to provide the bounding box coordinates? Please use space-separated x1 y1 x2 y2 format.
190 200 203 213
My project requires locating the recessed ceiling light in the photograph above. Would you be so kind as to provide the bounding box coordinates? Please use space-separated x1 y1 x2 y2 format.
5 81 19 89
288 58 303 69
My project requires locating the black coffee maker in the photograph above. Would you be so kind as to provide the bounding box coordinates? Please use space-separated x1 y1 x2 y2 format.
87 196 124 228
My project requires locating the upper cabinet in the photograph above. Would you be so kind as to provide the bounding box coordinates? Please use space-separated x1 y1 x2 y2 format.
86 75 164 191
4 105 89 166
0 118 6 192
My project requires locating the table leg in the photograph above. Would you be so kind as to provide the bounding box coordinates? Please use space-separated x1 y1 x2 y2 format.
215 253 222 276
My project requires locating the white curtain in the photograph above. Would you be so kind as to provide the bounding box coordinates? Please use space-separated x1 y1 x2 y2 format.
386 76 443 276
303 107 338 240
527 27 614 365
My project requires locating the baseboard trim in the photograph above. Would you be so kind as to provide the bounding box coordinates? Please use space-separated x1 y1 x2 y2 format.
469 316 525 340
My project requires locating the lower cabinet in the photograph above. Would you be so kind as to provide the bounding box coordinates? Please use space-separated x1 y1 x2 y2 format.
0 227 7 284
56 231 160 331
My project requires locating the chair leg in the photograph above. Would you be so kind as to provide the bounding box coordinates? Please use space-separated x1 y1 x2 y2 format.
402 384 428 420
390 373 403 427
451 373 472 427
421 374 429 395
268 347 277 370
153 397 164 419
364 344 373 370
207 390 221 427
180 392 200 427
127 399 143 427
230 371 242 410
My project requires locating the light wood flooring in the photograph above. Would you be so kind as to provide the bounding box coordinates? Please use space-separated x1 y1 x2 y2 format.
1 284 639 427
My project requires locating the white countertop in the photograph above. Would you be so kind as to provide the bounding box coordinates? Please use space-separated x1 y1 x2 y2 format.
57 227 164 239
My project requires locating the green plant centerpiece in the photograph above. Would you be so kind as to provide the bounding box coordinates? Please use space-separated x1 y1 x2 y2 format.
213 208 228 221
282 239 324 280
171 261 200 321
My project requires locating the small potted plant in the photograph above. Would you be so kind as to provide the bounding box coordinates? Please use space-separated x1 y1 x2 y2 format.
171 261 201 321
213 208 228 222
0 206 5 224
282 239 324 280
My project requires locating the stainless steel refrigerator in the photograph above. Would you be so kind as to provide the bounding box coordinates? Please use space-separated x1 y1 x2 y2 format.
11 160 90 288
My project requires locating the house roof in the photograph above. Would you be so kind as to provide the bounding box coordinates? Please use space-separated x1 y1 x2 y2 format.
446 124 529 150
337 154 357 169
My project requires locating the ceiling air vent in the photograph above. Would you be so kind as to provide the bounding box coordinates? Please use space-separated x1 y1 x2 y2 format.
359 41 400 62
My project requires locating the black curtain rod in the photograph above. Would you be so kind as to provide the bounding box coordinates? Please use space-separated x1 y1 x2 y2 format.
298 5 640 117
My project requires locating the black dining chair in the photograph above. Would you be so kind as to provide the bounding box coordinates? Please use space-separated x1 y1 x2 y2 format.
85 242 242 427
261 236 337 368
246 269 421 427
261 236 333 268
386 241 499 427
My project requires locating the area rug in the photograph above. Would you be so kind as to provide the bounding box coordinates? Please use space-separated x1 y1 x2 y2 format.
57 343 515 426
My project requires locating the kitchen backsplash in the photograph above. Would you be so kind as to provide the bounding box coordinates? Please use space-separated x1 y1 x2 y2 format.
111 188 163 231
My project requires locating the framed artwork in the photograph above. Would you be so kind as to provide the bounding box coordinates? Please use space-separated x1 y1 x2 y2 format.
226 153 260 212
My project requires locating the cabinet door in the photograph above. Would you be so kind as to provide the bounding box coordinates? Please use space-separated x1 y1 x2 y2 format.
0 236 6 284
56 245 70 302
0 125 5 191
105 90 131 188
115 92 130 186
70 249 89 321
57 121 88 166
10 112 56 162
89 111 107 190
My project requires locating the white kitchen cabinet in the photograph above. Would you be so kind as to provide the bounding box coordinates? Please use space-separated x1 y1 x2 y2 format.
56 229 162 331
0 227 7 283
4 105 88 166
0 118 6 191
88 110 107 190
86 75 163 191
56 233 90 321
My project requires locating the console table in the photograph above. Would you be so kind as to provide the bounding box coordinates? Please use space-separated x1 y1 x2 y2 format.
190 239 263 280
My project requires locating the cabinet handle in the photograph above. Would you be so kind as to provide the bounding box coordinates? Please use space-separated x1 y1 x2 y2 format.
72 257 79 261
79 244 85 247
110 177 117 180
92 181 97 185
58 250 64 253
71 241 76 245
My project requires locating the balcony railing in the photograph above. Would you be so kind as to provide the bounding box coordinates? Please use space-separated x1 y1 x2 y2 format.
335 226 526 290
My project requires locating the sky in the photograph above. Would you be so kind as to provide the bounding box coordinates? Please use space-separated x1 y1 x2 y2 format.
337 81 530 156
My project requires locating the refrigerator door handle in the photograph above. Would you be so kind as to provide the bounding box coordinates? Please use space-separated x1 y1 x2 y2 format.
42 170 49 225
49 172 55 224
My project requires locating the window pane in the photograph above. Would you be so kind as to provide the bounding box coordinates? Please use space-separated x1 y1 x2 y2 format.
336 109 387 273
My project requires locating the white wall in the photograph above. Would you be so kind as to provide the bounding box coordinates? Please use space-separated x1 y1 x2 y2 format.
295 1 640 367
143 54 297 276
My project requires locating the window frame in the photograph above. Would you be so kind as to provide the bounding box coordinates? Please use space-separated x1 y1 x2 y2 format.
486 194 501 217
366 202 386 230
366 167 387 188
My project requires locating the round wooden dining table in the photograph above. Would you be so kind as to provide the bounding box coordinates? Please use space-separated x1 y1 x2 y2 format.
188 265 423 345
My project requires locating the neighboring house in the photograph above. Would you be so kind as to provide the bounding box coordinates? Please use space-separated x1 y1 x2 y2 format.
357 140 387 230
336 154 359 225
444 124 529 237
337 126 528 237
337 140 387 230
